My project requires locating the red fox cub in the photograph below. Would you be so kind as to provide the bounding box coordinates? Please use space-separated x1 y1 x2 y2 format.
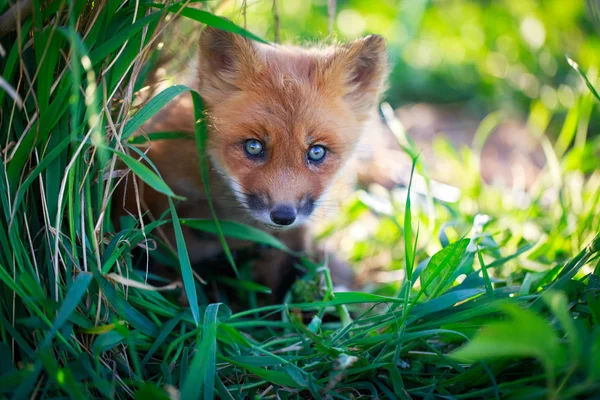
117 27 388 301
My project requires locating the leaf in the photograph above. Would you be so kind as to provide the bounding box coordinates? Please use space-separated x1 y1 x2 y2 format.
217 276 272 294
134 383 170 400
89 12 162 66
224 358 304 389
169 198 199 326
410 288 485 320
190 90 240 276
93 270 159 338
181 303 230 400
179 346 189 386
420 239 469 298
77 322 121 335
181 219 293 254
230 291 409 320
589 329 600 381
404 159 417 281
128 131 193 144
142 312 184 365
227 355 296 367
116 151 184 200
41 272 93 349
0 343 12 375
38 352 86 400
202 303 229 400
477 246 494 299
451 304 567 375
567 56 600 102
542 291 581 362
121 85 190 141
92 331 126 354
0 314 35 359
150 3 268 44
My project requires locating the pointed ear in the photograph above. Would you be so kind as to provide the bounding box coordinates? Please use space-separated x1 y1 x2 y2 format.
323 35 388 119
198 27 262 104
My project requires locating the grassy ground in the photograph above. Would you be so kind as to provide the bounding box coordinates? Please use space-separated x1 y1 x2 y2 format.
1 1 599 399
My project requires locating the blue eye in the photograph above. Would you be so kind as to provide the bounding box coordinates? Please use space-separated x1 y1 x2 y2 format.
244 139 264 158
307 145 327 163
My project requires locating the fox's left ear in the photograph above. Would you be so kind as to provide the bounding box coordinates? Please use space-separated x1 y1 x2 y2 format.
323 35 388 119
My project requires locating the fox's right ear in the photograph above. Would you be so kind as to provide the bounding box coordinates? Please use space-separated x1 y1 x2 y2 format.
198 27 261 104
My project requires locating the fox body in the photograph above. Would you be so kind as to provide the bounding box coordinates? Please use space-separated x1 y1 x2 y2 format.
117 27 388 299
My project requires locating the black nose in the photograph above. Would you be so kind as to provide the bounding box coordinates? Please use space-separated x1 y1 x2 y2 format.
270 205 297 226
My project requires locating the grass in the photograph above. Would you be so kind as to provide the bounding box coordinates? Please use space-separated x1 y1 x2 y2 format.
1 0 599 399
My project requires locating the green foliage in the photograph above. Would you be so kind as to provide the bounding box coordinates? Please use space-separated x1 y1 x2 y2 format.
0 0 599 399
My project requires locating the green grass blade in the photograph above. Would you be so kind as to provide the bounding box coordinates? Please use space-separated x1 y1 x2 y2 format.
451 304 567 377
150 3 268 44
121 85 190 141
128 131 193 144
567 56 600 102
181 218 295 254
116 151 184 200
403 159 417 282
41 272 92 349
190 91 239 276
88 12 162 66
202 303 227 400
141 312 184 365
169 197 200 326
420 239 469 298
477 246 494 299
93 269 159 337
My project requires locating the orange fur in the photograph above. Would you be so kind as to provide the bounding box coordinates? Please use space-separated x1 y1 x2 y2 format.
116 27 388 298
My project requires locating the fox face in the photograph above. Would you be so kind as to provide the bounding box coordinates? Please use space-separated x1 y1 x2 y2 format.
197 28 387 230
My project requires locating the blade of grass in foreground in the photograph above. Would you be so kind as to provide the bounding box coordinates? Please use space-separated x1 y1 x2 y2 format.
121 85 190 141
420 239 469 298
403 159 417 283
148 3 268 44
181 303 229 400
142 312 184 365
169 198 200 326
190 90 240 276
116 151 185 200
202 303 228 400
39 352 86 400
181 218 296 254
128 131 192 144
41 272 93 348
567 56 600 102
93 269 159 337
451 303 567 385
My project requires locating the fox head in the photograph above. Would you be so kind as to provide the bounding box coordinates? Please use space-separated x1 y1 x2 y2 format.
198 27 387 230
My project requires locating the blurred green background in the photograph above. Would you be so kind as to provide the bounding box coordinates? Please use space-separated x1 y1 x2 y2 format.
213 0 600 133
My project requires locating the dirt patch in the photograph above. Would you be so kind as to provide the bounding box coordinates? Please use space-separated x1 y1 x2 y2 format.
357 103 546 190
